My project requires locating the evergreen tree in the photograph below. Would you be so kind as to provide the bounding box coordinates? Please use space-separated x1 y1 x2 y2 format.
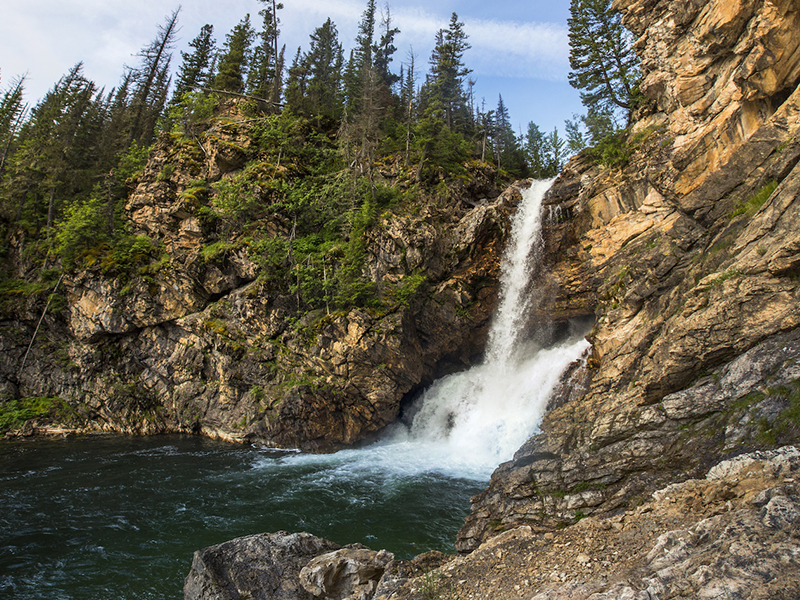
582 104 617 144
213 15 255 93
568 0 640 119
400 50 417 164
247 3 283 100
284 47 308 111
127 9 180 146
425 13 471 132
0 74 27 175
355 0 377 71
374 4 400 88
564 114 586 155
344 0 377 116
172 24 216 101
304 19 344 119
525 122 547 177
493 96 526 176
544 127 565 175
2 65 105 232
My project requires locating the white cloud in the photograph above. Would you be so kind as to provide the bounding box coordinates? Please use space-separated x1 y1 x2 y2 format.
465 18 568 80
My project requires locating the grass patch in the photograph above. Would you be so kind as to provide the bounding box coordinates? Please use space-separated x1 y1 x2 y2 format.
731 180 777 218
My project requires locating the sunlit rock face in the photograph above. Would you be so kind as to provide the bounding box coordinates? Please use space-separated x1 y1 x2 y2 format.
460 0 800 551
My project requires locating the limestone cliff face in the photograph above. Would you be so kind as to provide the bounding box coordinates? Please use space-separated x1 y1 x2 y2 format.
458 0 800 551
1 110 517 450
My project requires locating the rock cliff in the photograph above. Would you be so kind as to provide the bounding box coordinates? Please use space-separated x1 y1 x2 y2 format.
456 0 800 553
1 108 517 451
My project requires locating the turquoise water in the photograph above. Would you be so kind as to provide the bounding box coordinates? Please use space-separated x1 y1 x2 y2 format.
0 435 483 599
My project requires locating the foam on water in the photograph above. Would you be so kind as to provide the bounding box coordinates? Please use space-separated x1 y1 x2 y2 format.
266 180 590 481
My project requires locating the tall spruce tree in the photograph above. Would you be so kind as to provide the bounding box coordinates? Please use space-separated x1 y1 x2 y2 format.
213 15 255 93
425 13 471 132
525 122 547 178
374 4 400 88
247 3 283 101
3 65 105 232
568 0 640 119
0 74 27 176
127 9 180 147
172 24 216 101
344 0 377 116
493 95 525 176
304 19 344 119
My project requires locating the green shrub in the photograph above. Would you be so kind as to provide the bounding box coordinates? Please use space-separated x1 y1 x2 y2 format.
393 273 427 306
105 235 161 273
0 397 62 432
53 196 109 270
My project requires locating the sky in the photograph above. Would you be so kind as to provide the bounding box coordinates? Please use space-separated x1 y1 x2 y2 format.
0 0 584 135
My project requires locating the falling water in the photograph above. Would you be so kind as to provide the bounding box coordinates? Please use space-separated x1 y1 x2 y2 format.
386 179 590 476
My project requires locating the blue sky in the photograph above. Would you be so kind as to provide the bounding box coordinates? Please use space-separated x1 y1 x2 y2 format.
1 0 584 134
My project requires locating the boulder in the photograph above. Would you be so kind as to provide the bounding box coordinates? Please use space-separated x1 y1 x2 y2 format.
299 546 394 600
184 531 340 600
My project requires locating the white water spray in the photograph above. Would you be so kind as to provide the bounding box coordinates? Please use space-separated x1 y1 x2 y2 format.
397 180 590 474
277 181 590 481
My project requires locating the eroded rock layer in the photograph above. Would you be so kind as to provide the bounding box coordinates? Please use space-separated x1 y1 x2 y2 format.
457 0 800 551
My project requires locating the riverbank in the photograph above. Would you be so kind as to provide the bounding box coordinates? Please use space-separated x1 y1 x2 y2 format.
183 445 800 600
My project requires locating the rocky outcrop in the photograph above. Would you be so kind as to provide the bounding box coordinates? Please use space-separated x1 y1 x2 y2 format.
416 446 800 600
458 0 800 551
184 532 341 600
1 111 517 449
299 547 394 600
183 447 800 600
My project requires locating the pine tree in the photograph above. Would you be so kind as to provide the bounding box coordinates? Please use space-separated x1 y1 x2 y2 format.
0 74 27 175
493 95 525 176
127 9 180 146
525 122 547 178
564 114 586 155
400 50 417 165
544 127 565 175
213 15 255 93
172 24 216 101
284 47 309 111
568 0 640 119
344 0 377 116
3 65 105 232
304 19 344 119
425 13 471 132
247 3 283 101
374 4 400 88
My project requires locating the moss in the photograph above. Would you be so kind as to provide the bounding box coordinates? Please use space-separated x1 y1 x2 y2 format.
0 397 64 432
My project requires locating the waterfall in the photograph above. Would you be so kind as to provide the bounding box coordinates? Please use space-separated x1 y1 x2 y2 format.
283 180 590 480
484 178 551 367
388 180 591 476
